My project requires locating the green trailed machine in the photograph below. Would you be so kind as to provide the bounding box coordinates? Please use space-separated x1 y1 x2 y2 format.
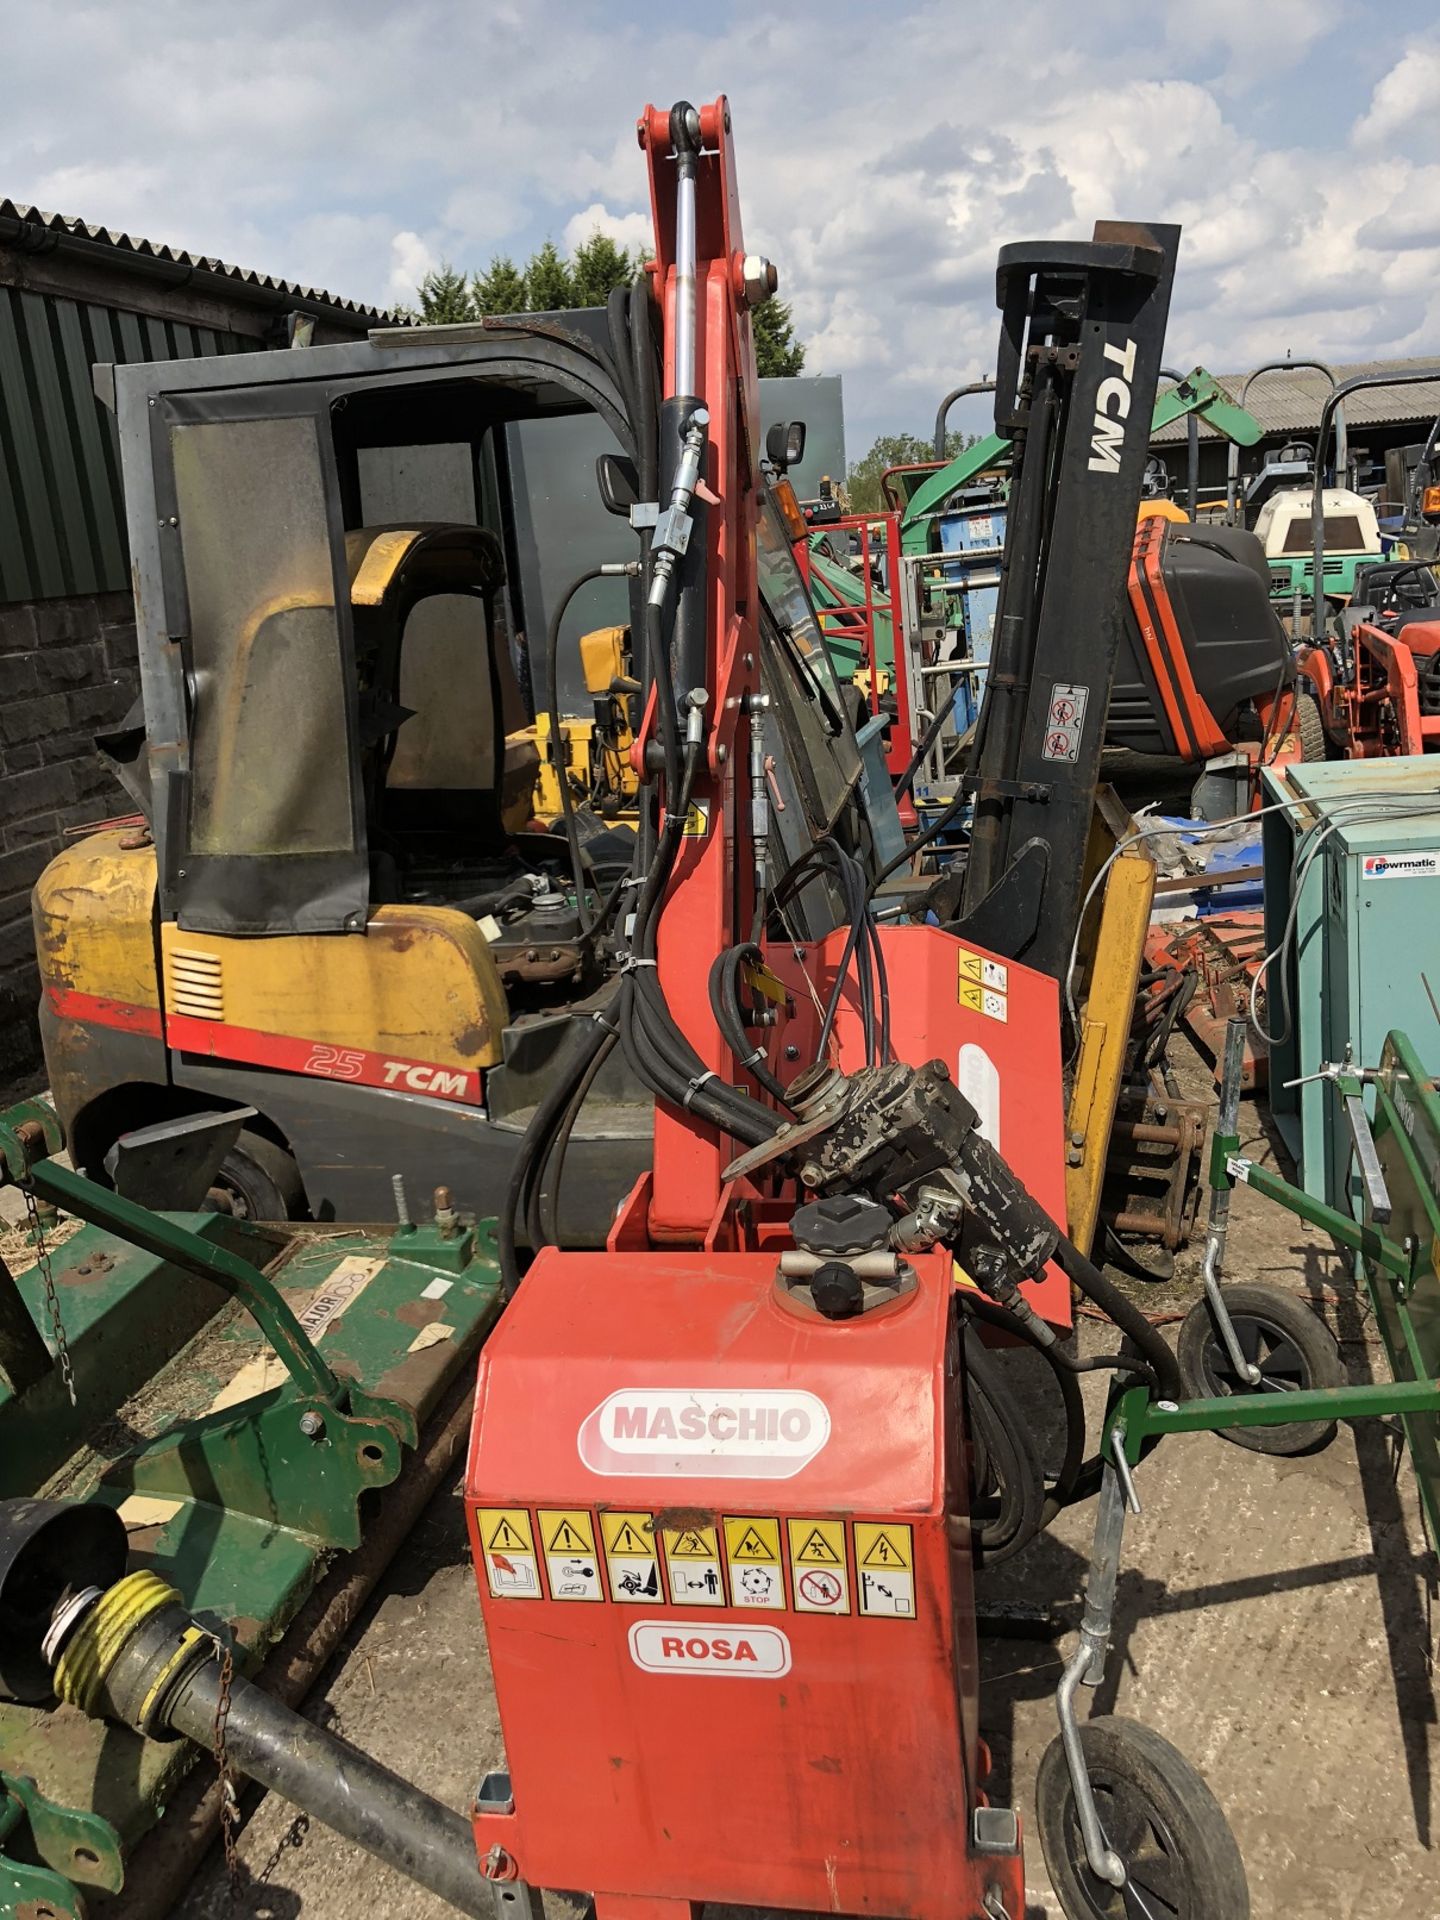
0 1099 503 1918
1043 1017 1440 1902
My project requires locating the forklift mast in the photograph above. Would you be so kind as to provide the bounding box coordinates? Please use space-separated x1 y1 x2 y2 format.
956 225 1179 981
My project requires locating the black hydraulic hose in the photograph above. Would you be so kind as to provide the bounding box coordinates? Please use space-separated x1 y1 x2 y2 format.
547 564 619 938
961 1291 1087 1534
539 1025 619 1246
960 1322 1044 1565
498 1018 612 1298
709 945 793 1107
1053 1236 1182 1402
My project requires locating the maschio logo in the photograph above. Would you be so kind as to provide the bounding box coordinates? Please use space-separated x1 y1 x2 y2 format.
1362 851 1440 880
577 1388 830 1478
628 1620 791 1677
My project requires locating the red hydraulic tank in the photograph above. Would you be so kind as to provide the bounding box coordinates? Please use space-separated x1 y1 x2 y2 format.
465 1244 1025 1920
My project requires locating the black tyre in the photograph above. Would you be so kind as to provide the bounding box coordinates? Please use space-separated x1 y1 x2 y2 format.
1036 1715 1249 1920
1294 689 1326 762
209 1129 307 1221
1177 1281 1343 1455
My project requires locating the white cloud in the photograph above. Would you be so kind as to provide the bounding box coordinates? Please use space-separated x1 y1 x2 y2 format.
561 202 653 259
2 1 1437 456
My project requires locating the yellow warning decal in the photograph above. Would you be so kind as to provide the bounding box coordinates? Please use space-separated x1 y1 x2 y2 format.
479 1508 535 1556
855 1522 912 1570
959 979 985 1014
724 1515 785 1612
853 1521 915 1620
682 799 711 837
476 1508 541 1601
662 1523 724 1607
538 1509 602 1603
788 1518 850 1614
663 1523 719 1559
600 1511 656 1558
958 949 984 985
789 1518 844 1566
601 1509 661 1604
724 1516 781 1562
540 1509 595 1556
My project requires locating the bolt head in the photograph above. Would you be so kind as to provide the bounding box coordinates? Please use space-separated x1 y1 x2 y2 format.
299 1411 325 1438
741 253 778 308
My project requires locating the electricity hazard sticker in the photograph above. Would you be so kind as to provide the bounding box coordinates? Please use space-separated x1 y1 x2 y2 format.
854 1522 915 1619
1041 681 1089 764
723 1516 786 1611
477 1508 540 1600
538 1509 602 1602
663 1523 725 1607
600 1510 661 1604
788 1518 850 1614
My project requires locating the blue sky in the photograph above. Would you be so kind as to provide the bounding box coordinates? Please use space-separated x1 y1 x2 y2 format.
6 1 1440 454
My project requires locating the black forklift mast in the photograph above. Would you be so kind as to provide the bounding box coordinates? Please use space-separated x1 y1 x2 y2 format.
954 221 1180 983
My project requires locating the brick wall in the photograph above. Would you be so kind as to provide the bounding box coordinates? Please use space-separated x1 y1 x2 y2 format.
0 590 139 1086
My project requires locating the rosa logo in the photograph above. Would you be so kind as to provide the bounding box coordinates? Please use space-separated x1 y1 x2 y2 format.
628 1620 791 1676
578 1388 830 1478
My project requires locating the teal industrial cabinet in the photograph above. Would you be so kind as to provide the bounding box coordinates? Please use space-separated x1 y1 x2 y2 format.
1262 757 1440 1208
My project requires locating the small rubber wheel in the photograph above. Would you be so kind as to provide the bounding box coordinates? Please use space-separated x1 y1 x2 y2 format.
1036 1715 1249 1920
1294 689 1326 762
210 1129 307 1221
1177 1281 1343 1455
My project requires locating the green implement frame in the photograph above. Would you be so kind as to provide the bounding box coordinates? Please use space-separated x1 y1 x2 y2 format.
1052 1022 1440 1892
1108 1026 1440 1539
0 1102 504 1918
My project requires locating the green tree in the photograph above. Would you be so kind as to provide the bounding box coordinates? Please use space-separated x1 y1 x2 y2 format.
525 239 574 313
473 254 528 315
416 262 477 324
752 296 806 379
846 430 975 515
570 230 635 308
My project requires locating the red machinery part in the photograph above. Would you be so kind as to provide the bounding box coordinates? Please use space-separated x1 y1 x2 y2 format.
464 1243 1025 1920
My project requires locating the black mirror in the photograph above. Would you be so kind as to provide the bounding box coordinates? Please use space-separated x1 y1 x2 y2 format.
765 420 806 474
596 453 640 517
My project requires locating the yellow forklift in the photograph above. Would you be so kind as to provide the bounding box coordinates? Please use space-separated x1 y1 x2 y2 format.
33 314 872 1235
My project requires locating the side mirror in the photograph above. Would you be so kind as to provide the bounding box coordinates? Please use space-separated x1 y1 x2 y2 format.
596 453 640 517
765 420 806 474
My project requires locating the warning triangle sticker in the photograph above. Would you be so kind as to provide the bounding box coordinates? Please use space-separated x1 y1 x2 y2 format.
610 1521 652 1557
669 1528 714 1558
486 1517 530 1553
730 1525 774 1561
546 1519 589 1554
860 1529 905 1568
795 1527 841 1565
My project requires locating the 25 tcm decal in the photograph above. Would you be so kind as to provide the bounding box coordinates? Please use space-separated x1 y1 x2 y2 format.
578 1388 831 1478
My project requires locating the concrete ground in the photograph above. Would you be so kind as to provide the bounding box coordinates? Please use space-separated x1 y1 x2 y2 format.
169 1070 1440 1920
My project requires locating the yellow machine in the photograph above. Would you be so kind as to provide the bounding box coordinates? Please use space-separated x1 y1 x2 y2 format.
507 624 640 828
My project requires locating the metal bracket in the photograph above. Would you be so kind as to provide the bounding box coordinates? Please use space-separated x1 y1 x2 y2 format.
1 1770 124 1915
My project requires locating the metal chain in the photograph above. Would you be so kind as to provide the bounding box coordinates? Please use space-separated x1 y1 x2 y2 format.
22 1186 75 1407
210 1634 242 1895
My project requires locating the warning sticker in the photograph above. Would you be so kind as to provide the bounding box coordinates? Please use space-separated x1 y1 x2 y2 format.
723 1516 786 1612
539 1509 602 1603
854 1522 915 1619
477 1508 541 1600
788 1519 850 1614
957 947 1008 1021
682 800 711 837
600 1510 661 1604
663 1523 724 1607
1041 681 1089 764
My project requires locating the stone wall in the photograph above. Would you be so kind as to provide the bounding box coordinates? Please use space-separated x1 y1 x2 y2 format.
0 590 138 1085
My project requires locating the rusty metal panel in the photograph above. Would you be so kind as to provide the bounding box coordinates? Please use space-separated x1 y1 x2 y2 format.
0 285 260 604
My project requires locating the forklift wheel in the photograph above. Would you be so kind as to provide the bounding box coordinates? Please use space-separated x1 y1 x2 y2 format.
1036 1715 1249 1919
208 1130 307 1222
1177 1282 1344 1455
